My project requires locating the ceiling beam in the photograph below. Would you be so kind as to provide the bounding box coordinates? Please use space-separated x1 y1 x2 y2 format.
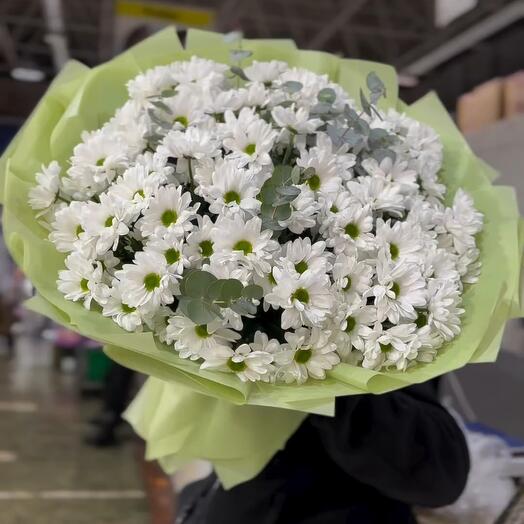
308 0 369 49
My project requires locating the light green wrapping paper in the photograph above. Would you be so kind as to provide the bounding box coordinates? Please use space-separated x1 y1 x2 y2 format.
1 27 523 488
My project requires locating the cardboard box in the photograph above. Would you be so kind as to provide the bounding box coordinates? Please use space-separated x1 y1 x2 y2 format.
503 71 524 118
457 78 504 133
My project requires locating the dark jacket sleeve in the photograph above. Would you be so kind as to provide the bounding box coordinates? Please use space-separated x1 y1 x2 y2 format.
309 381 470 507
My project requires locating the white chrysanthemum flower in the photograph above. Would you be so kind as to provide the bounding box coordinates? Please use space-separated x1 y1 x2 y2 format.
361 157 418 195
275 328 339 384
158 127 219 160
116 251 176 311
211 215 278 277
202 160 261 216
222 108 278 167
327 204 374 253
165 316 240 361
171 56 228 85
333 298 377 359
427 280 464 341
346 176 404 216
245 60 288 83
57 253 109 309
81 194 135 256
200 343 273 382
438 189 483 254
423 248 460 282
160 89 204 129
271 105 323 134
108 164 164 212
277 237 331 277
332 254 373 302
139 185 198 238
360 322 417 370
49 201 88 253
28 161 61 212
296 135 342 198
102 284 143 332
369 254 426 323
127 64 175 105
283 186 320 234
266 267 334 329
375 218 424 263
186 215 216 264
144 231 190 276
66 129 129 194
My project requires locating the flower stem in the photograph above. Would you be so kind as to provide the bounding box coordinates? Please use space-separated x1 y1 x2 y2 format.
187 157 194 188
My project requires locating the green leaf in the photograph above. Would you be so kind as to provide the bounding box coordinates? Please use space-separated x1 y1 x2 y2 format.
230 49 252 63
181 270 217 298
271 164 293 185
160 88 177 98
151 100 171 113
282 80 303 93
230 66 249 81
359 89 372 116
242 284 264 300
231 298 258 316
276 185 300 197
368 128 390 149
367 72 386 97
371 148 397 163
178 297 221 324
208 278 243 305
317 87 336 104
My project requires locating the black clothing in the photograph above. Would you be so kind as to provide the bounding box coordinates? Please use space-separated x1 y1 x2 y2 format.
176 381 469 524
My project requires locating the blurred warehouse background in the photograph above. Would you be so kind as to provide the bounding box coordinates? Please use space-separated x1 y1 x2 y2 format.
1 1 524 523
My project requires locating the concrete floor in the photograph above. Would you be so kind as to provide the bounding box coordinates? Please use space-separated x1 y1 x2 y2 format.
0 336 150 524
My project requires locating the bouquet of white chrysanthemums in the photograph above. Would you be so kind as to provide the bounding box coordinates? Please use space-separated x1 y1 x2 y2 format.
28 54 484 384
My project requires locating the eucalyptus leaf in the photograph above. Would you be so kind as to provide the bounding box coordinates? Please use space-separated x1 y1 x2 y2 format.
242 284 264 300
230 49 252 63
181 270 217 298
178 297 220 325
282 80 303 93
151 100 171 113
317 87 336 104
368 128 390 148
359 89 372 116
208 278 243 304
230 66 249 81
276 185 300 197
231 298 258 316
372 148 397 163
367 72 386 97
160 88 177 98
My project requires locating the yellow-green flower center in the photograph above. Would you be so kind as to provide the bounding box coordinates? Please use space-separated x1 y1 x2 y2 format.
390 243 399 260
224 190 241 204
122 303 136 314
144 273 161 291
165 248 180 265
104 216 114 228
161 209 178 227
330 205 339 213
80 278 89 292
294 348 312 364
415 310 428 329
233 240 253 255
345 315 356 333
343 276 352 292
227 358 247 372
380 343 392 353
199 240 214 257
344 223 359 239
76 225 84 237
294 260 308 274
307 173 321 191
292 287 309 304
174 115 188 127
391 282 400 296
194 324 210 338
96 158 105 167
244 143 256 155
134 189 145 199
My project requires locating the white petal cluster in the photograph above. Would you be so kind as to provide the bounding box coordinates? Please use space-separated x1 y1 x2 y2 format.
30 56 484 383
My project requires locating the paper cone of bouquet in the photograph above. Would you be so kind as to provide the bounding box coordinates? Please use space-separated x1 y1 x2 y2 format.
1 27 523 488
